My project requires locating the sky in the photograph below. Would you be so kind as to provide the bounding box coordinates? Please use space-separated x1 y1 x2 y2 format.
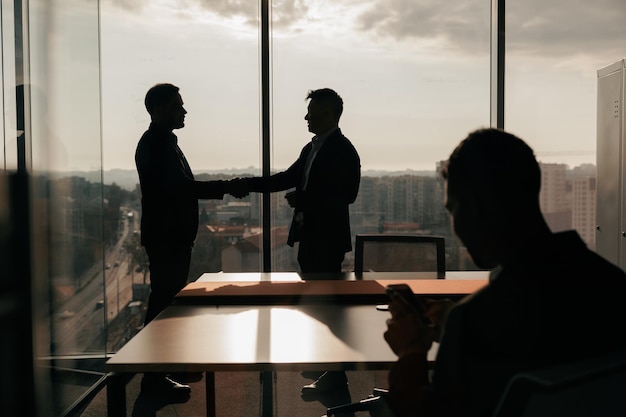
32 0 626 173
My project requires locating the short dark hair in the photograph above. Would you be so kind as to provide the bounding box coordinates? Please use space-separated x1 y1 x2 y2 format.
306 88 343 120
441 128 541 206
144 83 179 115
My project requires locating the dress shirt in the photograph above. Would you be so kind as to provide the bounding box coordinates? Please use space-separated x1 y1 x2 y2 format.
301 127 337 190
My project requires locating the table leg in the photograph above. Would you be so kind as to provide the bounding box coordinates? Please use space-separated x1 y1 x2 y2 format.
107 372 128 417
260 371 274 417
205 371 216 417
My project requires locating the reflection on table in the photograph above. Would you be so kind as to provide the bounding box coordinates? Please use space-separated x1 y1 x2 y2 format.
195 270 490 282
106 303 420 417
106 270 489 417
177 272 489 305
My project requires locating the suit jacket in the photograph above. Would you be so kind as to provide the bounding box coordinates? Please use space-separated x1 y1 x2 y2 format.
388 231 626 417
135 123 227 247
247 128 360 253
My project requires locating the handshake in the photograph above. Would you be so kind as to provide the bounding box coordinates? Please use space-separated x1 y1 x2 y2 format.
227 177 251 199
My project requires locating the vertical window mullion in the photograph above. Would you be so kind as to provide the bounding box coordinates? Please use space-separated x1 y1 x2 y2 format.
490 0 505 129
261 0 272 271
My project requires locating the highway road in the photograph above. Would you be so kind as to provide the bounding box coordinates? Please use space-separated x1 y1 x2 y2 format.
51 207 143 354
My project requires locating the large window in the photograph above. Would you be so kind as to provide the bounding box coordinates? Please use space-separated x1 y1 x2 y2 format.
27 0 108 414
3 1 624 415
271 0 491 270
506 0 626 250
99 1 263 277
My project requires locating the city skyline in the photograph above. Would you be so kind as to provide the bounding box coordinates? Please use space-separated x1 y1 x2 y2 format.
51 159 599 276
53 158 593 193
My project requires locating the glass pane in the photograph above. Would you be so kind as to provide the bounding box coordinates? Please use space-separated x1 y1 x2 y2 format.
44 0 105 352
0 0 18 170
506 0 626 251
271 0 491 271
99 0 261 338
29 0 107 414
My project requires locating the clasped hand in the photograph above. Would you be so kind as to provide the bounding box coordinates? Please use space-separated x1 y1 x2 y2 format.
228 178 250 199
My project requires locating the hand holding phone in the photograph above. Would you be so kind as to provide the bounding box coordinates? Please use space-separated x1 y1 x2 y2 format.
386 284 435 327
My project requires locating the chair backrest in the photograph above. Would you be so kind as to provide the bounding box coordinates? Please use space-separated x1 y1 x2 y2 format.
492 350 626 417
354 234 445 277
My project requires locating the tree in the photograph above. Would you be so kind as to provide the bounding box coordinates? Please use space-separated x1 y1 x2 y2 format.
128 233 149 284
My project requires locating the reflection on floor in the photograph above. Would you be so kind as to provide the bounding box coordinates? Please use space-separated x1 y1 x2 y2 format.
74 370 389 417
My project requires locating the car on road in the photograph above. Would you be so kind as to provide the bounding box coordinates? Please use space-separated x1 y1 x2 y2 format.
56 310 75 319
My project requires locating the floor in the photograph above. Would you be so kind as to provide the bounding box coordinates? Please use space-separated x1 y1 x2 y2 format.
76 370 389 417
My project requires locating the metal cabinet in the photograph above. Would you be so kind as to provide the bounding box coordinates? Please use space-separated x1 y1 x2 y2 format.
596 59 626 269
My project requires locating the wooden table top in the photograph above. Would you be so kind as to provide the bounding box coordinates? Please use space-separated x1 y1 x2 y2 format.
176 277 488 305
108 272 488 372
196 270 490 282
106 303 421 373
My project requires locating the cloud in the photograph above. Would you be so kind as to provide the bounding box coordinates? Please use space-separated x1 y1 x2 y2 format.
194 0 258 22
190 0 310 28
105 0 146 12
355 0 490 53
507 0 626 57
354 0 626 58
102 0 625 60
272 0 311 29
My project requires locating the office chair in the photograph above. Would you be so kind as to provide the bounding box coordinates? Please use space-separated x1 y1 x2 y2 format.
332 235 445 416
326 387 390 417
326 349 626 417
354 234 445 278
492 349 626 417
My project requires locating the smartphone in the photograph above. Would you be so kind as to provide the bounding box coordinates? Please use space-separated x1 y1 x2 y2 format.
386 284 434 327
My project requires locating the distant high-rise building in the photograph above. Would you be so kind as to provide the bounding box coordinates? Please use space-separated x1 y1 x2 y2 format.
572 177 596 250
351 174 444 227
539 163 571 232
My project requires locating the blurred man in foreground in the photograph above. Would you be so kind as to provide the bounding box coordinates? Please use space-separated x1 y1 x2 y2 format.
384 128 626 417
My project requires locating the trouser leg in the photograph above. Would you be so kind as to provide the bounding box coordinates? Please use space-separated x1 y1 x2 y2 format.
143 244 192 325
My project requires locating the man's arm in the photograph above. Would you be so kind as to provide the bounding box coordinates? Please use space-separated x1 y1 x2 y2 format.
384 294 437 417
137 137 228 200
192 180 229 199
245 152 305 193
338 142 360 204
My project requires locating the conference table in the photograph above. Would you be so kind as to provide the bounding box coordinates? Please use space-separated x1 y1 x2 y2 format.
105 271 488 417
175 271 488 305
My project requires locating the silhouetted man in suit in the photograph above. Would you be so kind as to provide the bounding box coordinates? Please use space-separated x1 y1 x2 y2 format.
383 128 626 417
242 88 361 273
135 83 245 397
237 88 360 401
